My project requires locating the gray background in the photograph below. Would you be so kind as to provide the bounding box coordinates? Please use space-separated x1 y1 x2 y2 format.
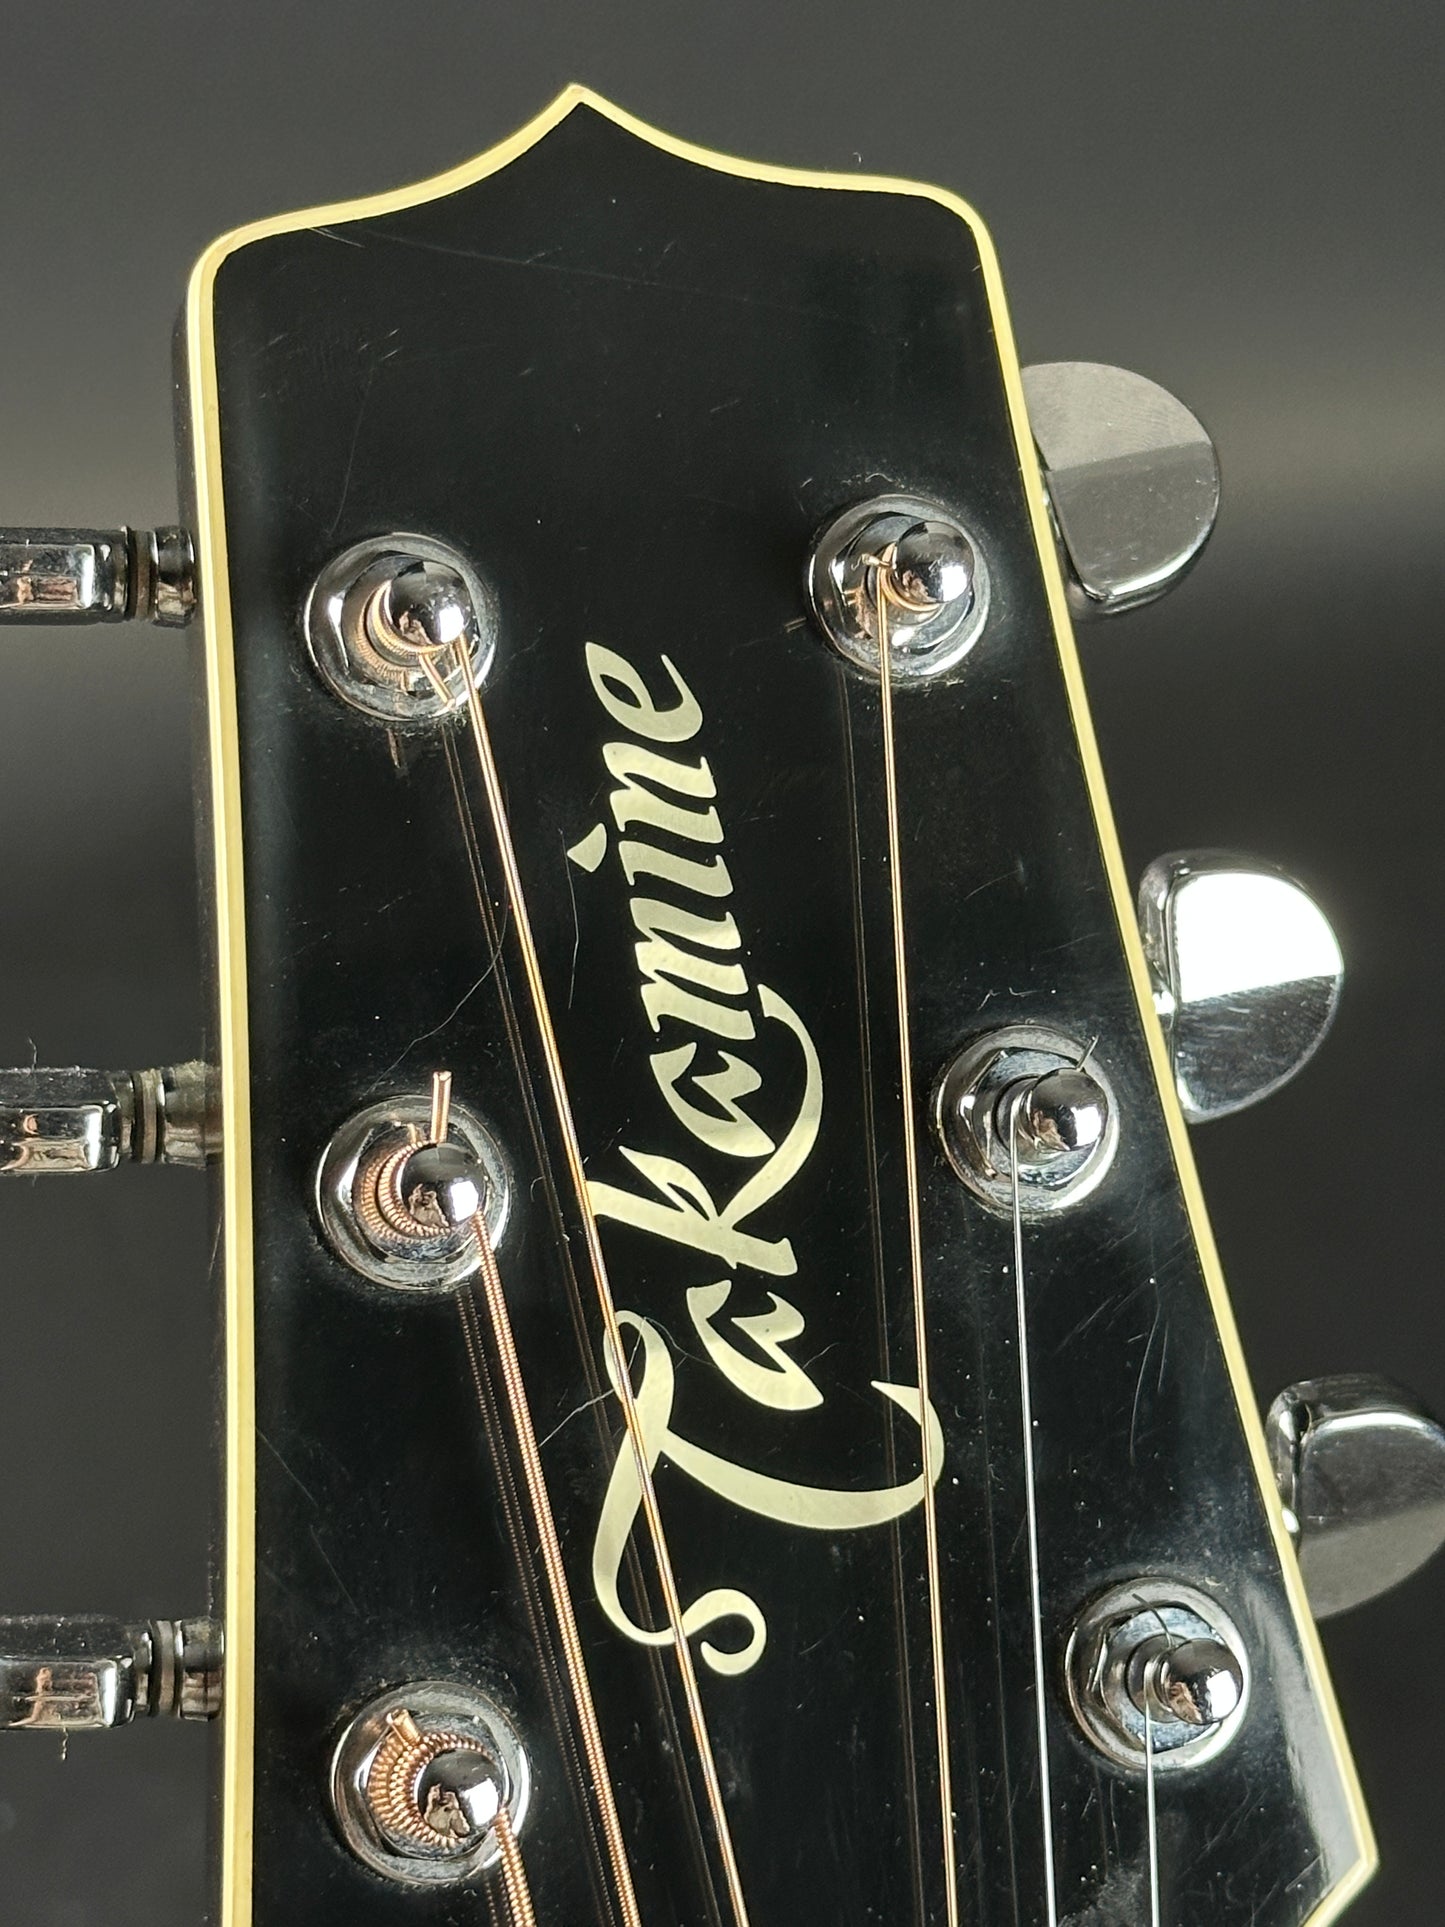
0 2 1440 1922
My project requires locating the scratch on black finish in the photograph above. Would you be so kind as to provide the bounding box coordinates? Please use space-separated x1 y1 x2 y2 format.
206 103 1357 1925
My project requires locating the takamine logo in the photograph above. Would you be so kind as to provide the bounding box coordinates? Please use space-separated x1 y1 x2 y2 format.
567 643 944 1676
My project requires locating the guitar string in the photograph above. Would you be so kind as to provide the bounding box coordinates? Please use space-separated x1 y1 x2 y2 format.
441 733 625 1927
466 1201 627 1927
428 720 635 1924
1144 1702 1161 1927
430 645 754 1927
454 1284 633 1927
873 567 960 1927
439 726 718 1917
1008 1100 1059 1927
840 675 931 1926
493 1803 539 1927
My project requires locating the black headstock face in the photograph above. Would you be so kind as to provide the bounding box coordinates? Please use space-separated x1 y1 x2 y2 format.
190 91 1371 1927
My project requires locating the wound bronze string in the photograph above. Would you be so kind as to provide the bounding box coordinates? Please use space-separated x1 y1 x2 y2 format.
872 558 960 1927
492 1802 538 1927
437 678 720 1926
466 1202 641 1927
426 645 755 1927
840 666 931 1923
434 724 631 1925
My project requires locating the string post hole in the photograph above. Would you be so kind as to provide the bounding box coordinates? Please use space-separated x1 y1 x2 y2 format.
807 492 988 681
1065 1579 1251 1772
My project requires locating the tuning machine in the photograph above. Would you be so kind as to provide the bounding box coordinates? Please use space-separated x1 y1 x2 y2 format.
1136 851 1343 1124
0 528 194 627
331 1681 531 1886
0 1062 220 1173
1067 1579 1249 1772
1022 361 1220 617
316 1072 511 1292
0 1616 221 1730
1266 1375 1445 1619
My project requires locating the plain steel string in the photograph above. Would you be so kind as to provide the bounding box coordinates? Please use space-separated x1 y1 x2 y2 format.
872 559 961 1927
1144 1702 1161 1927
425 644 756 1927
1008 1097 1060 1927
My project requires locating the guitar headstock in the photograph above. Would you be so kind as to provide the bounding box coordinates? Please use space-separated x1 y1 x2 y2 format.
4 85 1444 1927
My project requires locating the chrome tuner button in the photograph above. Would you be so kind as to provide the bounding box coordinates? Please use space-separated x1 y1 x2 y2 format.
305 533 497 726
806 493 989 680
1138 851 1343 1123
1066 1579 1250 1772
1021 362 1220 617
315 1071 510 1291
934 1024 1117 1216
1267 1375 1445 1619
331 1681 531 1886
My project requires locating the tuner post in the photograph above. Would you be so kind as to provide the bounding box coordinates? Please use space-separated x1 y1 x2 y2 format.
935 1025 1117 1216
315 1073 511 1291
807 493 989 681
1065 1579 1250 1772
305 535 497 726
330 1680 531 1887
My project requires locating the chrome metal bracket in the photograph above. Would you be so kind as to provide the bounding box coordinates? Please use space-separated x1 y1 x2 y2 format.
0 1061 220 1173
0 528 194 627
0 1615 222 1729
